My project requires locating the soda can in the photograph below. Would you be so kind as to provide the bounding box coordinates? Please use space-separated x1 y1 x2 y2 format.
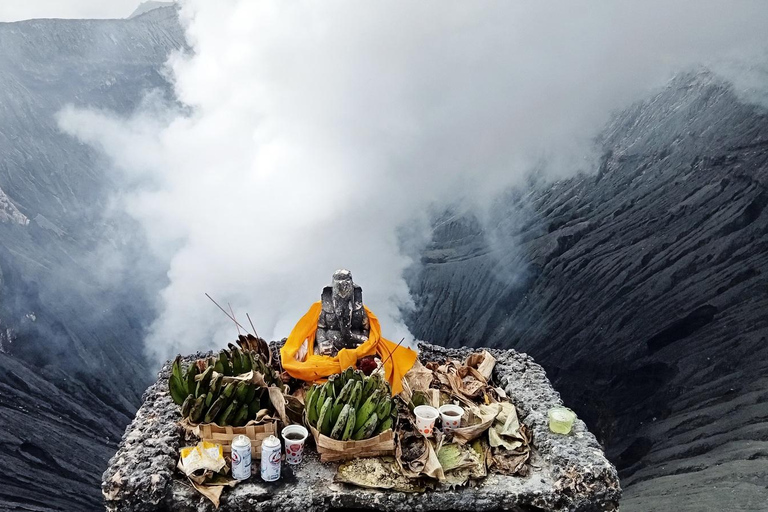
230 435 252 481
260 434 281 482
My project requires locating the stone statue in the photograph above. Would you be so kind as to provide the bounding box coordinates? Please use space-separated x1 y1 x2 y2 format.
314 269 370 357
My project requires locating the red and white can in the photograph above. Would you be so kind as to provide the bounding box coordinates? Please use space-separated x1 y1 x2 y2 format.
230 435 252 481
260 434 281 482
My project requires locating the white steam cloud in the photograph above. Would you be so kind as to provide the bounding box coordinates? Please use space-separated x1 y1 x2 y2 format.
59 0 768 363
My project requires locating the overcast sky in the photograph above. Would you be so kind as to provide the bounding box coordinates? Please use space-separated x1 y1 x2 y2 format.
0 0 145 22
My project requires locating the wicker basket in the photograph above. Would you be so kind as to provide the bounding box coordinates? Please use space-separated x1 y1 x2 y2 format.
307 422 395 462
198 421 279 458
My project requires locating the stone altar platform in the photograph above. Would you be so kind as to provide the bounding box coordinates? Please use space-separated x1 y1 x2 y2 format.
102 343 621 512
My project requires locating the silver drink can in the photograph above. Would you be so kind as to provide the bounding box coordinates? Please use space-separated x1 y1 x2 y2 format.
230 435 252 481
260 434 281 482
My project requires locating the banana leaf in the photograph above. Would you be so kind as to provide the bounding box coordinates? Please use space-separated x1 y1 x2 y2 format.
184 471 237 508
450 403 501 445
266 385 290 424
283 393 305 424
395 430 445 481
436 443 475 473
468 438 489 479
400 359 434 402
489 405 531 477
437 440 488 488
335 457 426 492
491 448 530 476
442 468 471 488
434 360 488 405
464 350 496 382
488 402 525 451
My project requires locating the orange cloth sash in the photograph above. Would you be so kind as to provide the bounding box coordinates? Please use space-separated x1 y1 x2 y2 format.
280 302 417 395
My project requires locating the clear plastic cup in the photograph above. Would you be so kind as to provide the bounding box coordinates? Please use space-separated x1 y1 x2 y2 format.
438 404 464 434
548 407 576 435
413 405 439 437
281 425 309 464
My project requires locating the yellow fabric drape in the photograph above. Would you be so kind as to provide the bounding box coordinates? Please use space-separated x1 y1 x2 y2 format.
280 302 417 395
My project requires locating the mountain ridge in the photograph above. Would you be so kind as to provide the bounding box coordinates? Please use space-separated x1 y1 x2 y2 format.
129 2 176 20
0 9 184 510
407 71 768 510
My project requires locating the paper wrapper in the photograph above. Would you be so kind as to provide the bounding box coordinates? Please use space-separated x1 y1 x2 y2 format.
179 441 226 476
307 414 395 462
178 441 237 508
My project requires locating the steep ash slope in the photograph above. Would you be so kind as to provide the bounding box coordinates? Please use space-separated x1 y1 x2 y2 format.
0 353 131 511
0 8 185 511
408 72 768 511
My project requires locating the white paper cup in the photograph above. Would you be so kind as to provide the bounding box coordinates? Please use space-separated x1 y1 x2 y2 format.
413 405 439 437
438 404 464 433
281 425 309 464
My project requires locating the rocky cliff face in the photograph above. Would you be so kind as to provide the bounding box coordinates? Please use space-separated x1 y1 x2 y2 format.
408 72 768 510
0 8 184 511
0 186 28 226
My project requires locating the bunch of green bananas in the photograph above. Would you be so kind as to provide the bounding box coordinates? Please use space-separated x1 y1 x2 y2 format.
169 343 279 398
168 350 276 426
210 343 281 386
304 368 397 441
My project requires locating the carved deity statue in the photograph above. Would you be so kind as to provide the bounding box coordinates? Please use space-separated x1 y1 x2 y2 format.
314 269 370 357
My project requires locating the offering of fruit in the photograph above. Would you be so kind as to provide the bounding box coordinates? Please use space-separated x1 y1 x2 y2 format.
167 337 280 426
304 368 397 441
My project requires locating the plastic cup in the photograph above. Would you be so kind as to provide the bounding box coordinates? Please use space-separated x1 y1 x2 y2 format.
438 404 464 434
413 405 439 437
548 407 576 435
281 425 309 464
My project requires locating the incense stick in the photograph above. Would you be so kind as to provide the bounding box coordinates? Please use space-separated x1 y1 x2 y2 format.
246 313 260 339
205 293 253 335
381 337 406 365
228 302 241 335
